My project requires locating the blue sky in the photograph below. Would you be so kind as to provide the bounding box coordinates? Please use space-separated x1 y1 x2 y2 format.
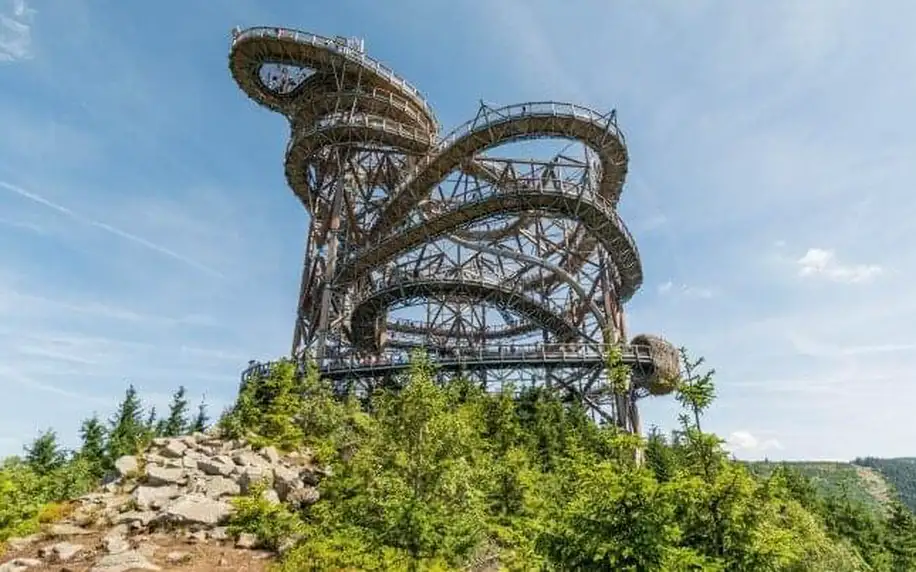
1 0 914 461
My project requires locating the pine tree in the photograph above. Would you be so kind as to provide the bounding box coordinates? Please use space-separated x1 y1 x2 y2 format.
190 396 209 433
160 386 190 437
24 429 67 476
78 415 107 478
107 384 147 461
885 501 916 570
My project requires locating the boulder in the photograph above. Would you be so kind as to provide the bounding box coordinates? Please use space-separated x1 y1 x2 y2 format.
162 494 232 526
39 541 83 562
133 485 180 510
90 550 161 572
159 439 188 458
113 455 138 477
144 465 184 487
0 558 43 572
286 485 320 508
197 458 234 477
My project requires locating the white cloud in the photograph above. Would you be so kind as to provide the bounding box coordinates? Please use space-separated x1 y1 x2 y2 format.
725 430 783 456
0 0 34 62
796 248 882 283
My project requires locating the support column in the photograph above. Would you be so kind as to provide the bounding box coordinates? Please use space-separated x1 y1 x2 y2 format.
599 252 629 431
291 223 315 357
314 156 347 361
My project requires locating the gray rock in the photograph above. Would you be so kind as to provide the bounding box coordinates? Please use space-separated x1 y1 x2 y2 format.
260 446 280 464
103 534 130 555
272 465 302 500
159 439 187 458
90 550 161 572
0 558 42 572
235 532 259 549
133 485 180 510
144 465 184 486
48 523 93 537
261 488 281 505
286 485 320 508
115 510 158 527
181 455 199 469
39 541 83 562
300 468 322 486
208 526 229 541
113 455 139 477
237 466 272 494
232 451 268 467
197 458 234 477
198 475 241 498
162 494 232 526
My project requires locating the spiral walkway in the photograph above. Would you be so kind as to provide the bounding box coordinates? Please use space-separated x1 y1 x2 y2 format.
229 26 679 430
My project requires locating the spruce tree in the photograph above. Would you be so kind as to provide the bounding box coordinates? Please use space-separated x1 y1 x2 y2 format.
160 386 190 437
24 429 67 476
78 415 107 478
190 396 209 433
885 501 916 570
107 384 147 461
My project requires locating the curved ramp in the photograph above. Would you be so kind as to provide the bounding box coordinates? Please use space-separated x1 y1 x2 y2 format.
339 181 643 300
350 277 580 351
368 102 627 241
229 27 436 128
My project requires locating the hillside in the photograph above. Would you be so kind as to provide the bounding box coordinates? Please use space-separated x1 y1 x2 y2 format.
4 354 916 570
854 457 916 514
746 461 896 514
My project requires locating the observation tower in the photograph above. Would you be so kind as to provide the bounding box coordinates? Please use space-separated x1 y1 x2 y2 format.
229 27 679 432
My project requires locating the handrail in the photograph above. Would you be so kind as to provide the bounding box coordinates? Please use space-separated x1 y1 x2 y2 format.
290 88 435 132
240 342 656 381
342 176 639 285
388 102 623 207
231 26 436 128
290 112 435 147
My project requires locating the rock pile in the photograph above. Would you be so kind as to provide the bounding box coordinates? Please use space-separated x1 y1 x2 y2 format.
0 432 328 571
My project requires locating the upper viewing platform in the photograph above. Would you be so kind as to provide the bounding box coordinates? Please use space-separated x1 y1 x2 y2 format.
228 26 438 131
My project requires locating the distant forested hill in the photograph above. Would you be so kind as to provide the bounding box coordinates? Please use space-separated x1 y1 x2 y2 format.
853 457 916 513
746 460 895 514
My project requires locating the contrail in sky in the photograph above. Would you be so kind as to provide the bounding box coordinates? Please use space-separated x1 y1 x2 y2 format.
0 180 224 278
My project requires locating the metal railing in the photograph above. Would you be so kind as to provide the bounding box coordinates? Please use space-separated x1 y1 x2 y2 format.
290 88 436 133
232 27 436 128
287 112 435 155
339 176 640 289
240 342 656 382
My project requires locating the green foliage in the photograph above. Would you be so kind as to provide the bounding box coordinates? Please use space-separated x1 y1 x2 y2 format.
855 456 916 512
219 359 306 451
190 397 210 433
159 386 190 437
227 480 304 551
106 385 149 463
77 415 107 480
748 461 890 514
23 430 67 476
4 348 916 571
0 384 204 545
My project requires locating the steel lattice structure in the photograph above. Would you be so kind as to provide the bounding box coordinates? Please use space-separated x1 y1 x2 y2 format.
228 27 679 432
